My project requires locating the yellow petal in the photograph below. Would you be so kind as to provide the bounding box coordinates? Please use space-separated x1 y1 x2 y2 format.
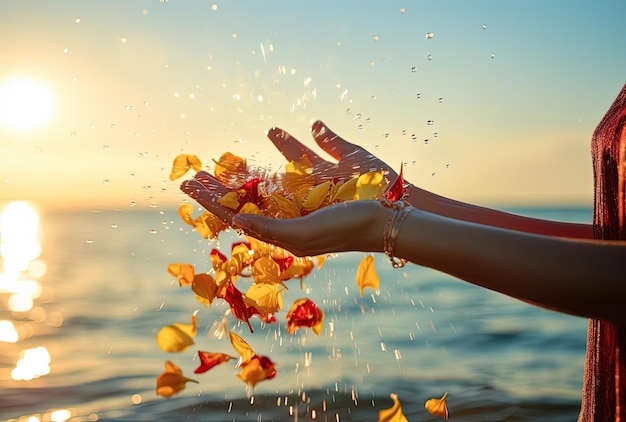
378 393 408 422
425 392 449 420
245 283 284 314
167 263 195 286
356 255 380 297
302 181 331 211
239 202 262 215
169 154 191 181
266 193 301 219
156 314 197 353
217 191 241 210
354 171 385 200
156 360 198 398
229 330 255 363
332 177 358 202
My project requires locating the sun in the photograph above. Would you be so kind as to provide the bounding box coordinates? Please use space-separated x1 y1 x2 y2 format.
0 78 55 132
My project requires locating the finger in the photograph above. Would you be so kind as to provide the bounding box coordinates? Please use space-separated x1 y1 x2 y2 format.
232 213 305 255
266 126 325 165
180 178 235 224
311 120 361 161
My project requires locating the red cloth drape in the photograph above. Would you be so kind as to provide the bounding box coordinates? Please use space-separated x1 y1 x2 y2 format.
579 83 626 421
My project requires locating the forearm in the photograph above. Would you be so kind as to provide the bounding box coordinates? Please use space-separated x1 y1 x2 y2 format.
405 184 593 239
393 208 626 323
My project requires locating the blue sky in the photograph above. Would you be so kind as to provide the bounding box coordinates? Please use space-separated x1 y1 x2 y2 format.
0 0 624 209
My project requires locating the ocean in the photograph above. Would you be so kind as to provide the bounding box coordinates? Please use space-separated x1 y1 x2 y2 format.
0 205 591 421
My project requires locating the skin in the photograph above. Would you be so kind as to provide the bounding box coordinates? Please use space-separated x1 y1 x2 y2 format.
181 120 626 323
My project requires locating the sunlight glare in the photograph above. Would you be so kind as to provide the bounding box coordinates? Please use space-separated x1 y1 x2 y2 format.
12 346 51 380
0 78 55 132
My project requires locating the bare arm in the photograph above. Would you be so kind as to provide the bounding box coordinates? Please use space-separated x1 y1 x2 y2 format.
231 201 626 323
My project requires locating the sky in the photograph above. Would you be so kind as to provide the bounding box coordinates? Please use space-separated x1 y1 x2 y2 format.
0 0 625 211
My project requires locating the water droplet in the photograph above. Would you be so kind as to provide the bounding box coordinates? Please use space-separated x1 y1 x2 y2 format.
374 144 380 149
231 33 237 39
85 239 94 244
491 53 496 59
69 131 77 137
63 48 69 54
401 129 407 135
189 93 195 100
102 145 110 151
400 8 406 14
372 35 379 42
482 24 487 29
119 36 127 44
369 61 376 67
102 179 110 185
425 32 434 39
438 97 443 103
75 18 81 24
211 3 218 11
427 120 434 125
427 54 432 61
433 132 438 137
411 66 417 73
416 93 421 99
149 229 157 234
110 224 118 228
129 201 137 207
125 105 135 111
358 124 364 131
383 133 389 138
424 139 429 144
394 349 402 360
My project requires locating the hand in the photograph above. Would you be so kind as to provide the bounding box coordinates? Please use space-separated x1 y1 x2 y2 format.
180 120 401 224
232 200 390 257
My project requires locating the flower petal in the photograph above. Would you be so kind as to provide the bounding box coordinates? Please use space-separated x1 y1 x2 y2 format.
301 181 331 211
229 330 255 363
192 273 217 306
170 154 202 181
156 360 198 398
156 314 197 352
167 263 195 286
356 255 380 297
425 391 449 420
286 298 324 335
355 171 385 200
237 354 277 388
194 350 234 374
378 393 408 422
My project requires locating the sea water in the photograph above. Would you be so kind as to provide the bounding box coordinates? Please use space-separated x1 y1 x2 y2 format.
0 206 590 421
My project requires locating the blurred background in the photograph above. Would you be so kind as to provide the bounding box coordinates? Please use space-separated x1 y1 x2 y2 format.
0 1 624 420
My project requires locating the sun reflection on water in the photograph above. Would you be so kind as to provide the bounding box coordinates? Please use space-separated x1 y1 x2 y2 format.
0 201 55 384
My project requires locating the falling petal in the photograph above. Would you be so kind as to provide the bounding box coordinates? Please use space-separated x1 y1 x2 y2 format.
178 203 196 226
245 283 284 315
167 263 195 286
194 350 234 374
169 154 202 181
194 211 227 239
286 298 324 335
229 330 255 363
192 273 217 306
378 393 408 422
156 314 197 352
251 256 282 285
385 165 405 202
356 255 380 297
425 392 449 420
217 191 241 210
156 360 198 398
237 354 277 389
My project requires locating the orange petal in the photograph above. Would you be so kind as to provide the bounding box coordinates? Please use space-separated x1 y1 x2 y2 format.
156 360 198 398
356 255 380 297
251 256 282 285
214 152 247 183
156 314 197 352
187 154 202 172
192 273 217 306
178 203 196 226
169 154 191 181
194 212 227 239
167 263 195 286
378 393 408 422
425 392 449 420
266 193 301 219
229 330 255 363
354 171 385 200
237 355 276 389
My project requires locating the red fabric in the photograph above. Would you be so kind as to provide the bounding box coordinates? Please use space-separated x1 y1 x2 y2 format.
579 83 626 422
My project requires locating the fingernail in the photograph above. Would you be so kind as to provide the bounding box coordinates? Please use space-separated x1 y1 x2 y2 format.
311 121 325 137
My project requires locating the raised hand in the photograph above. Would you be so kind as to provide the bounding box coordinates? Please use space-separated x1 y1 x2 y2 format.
180 120 401 225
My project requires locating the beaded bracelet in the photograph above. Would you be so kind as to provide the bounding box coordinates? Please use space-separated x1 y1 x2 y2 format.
380 200 414 268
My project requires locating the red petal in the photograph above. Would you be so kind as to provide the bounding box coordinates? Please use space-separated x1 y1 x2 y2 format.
385 165 405 202
224 282 255 332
